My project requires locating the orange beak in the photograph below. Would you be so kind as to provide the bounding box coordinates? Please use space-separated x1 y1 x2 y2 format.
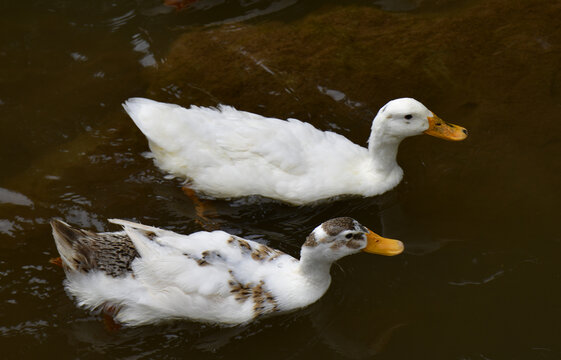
362 230 404 256
424 113 468 141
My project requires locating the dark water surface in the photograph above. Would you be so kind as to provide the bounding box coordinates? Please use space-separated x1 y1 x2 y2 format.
1 0 560 359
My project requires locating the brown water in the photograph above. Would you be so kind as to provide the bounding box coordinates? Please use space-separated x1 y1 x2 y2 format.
1 0 560 358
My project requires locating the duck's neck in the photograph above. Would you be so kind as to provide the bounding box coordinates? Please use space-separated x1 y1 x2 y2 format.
367 129 403 174
297 252 333 293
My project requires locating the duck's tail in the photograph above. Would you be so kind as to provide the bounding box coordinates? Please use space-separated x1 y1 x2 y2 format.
50 219 92 273
122 98 182 139
122 97 219 150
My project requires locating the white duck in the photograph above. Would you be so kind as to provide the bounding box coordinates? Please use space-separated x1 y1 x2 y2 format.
123 98 467 205
51 217 403 326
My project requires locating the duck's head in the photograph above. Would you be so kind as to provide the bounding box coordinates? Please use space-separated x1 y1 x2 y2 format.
373 98 468 141
302 217 404 263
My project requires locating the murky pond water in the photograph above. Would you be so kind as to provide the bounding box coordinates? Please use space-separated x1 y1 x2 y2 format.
1 0 560 358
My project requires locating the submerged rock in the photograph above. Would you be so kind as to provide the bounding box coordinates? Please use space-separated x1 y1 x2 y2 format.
148 0 561 120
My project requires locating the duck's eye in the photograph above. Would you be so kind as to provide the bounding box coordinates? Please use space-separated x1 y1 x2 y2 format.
345 233 353 239
404 114 413 120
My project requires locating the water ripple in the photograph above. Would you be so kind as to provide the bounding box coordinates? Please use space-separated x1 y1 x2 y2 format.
206 0 299 26
0 320 50 338
448 269 506 286
0 188 34 207
0 219 22 237
317 85 365 109
131 33 157 67
105 9 136 32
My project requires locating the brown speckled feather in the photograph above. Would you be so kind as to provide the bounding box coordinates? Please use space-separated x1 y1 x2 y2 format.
51 220 138 278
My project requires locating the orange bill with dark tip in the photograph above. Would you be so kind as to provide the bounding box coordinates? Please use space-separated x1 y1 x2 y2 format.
362 230 404 256
424 113 468 141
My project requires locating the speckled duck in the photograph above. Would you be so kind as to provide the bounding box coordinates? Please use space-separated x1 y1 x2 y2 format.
51 217 403 326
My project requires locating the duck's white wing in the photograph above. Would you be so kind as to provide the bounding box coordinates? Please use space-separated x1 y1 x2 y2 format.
106 219 235 297
212 110 323 175
108 220 289 325
124 98 328 176
125 229 231 295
